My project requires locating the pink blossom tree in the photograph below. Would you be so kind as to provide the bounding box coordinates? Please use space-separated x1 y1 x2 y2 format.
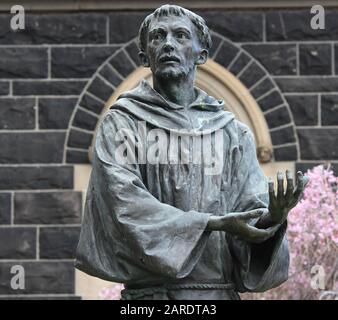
243 164 338 300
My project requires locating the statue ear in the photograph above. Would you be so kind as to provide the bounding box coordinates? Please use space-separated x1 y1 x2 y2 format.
139 51 150 67
196 49 208 66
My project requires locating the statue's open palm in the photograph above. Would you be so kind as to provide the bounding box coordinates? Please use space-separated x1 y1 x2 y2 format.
268 170 309 225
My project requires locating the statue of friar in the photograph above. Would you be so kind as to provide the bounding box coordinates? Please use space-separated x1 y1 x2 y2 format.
75 5 308 300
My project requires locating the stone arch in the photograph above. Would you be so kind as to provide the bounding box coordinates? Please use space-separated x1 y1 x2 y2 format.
65 31 298 164
210 32 299 162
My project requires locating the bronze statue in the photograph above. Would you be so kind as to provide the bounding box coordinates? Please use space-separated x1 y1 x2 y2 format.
75 5 308 300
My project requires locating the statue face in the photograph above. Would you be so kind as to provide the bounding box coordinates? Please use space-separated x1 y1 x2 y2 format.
144 15 205 80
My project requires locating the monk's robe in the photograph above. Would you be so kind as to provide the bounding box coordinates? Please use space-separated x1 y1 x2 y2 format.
75 79 289 300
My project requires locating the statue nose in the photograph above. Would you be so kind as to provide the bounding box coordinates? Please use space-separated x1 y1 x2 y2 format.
163 36 175 52
163 43 174 52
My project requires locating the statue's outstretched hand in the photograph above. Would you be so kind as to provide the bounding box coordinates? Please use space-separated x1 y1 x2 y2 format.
207 171 309 242
207 209 280 243
258 170 309 228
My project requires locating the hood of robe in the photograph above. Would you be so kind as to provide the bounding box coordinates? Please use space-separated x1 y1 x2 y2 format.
110 79 235 134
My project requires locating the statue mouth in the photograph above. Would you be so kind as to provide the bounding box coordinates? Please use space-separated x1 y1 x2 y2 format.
159 55 180 63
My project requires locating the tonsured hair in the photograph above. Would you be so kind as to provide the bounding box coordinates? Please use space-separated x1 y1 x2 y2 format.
138 4 212 53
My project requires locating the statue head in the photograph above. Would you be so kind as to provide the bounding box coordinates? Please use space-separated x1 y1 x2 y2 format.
138 5 212 81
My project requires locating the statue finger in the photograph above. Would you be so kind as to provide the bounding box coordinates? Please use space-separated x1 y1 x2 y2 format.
246 225 278 243
239 208 268 221
263 225 280 239
293 171 305 199
285 170 294 200
245 225 269 237
268 178 277 206
256 225 279 242
277 171 284 202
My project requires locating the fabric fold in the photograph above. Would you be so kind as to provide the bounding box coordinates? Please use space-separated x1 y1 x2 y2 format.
111 79 235 134
76 111 212 284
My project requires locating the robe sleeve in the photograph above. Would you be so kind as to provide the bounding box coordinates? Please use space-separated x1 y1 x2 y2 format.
75 110 211 282
227 122 290 293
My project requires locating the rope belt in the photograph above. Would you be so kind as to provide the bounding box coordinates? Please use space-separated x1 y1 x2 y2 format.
121 283 235 300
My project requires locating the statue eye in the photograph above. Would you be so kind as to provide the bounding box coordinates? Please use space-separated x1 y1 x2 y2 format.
176 32 188 39
153 33 164 41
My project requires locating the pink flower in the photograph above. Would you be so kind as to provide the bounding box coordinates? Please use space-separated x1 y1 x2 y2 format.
99 283 125 300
